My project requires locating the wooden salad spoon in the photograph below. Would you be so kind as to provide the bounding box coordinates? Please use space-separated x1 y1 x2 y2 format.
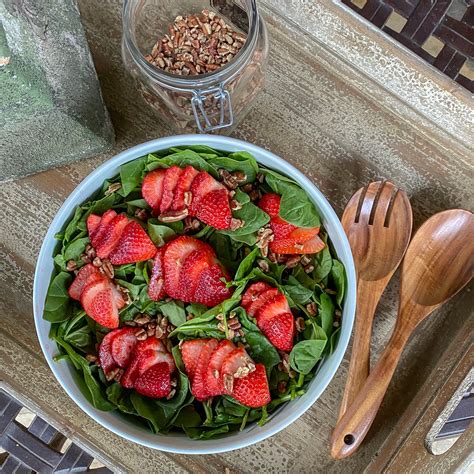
337 181 412 419
331 209 474 459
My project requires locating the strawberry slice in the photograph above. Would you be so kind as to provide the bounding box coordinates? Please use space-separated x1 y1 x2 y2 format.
80 275 119 328
189 171 225 215
135 336 167 354
109 221 157 265
148 248 166 301
258 193 281 218
270 216 296 240
195 189 232 230
95 214 129 259
180 246 215 301
205 340 236 396
289 226 320 242
162 236 203 300
160 166 183 214
241 282 272 310
192 339 219 401
232 363 271 408
172 165 199 211
90 210 117 248
246 288 280 317
134 362 171 398
193 263 232 306
261 312 295 352
86 214 101 238
142 169 166 212
98 329 119 375
68 264 101 300
220 347 256 394
256 293 291 328
110 328 139 368
270 234 325 255
111 284 126 309
181 339 209 382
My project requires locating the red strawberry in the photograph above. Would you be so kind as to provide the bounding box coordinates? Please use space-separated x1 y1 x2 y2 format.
192 339 219 401
256 293 291 328
86 214 101 237
134 362 171 398
110 328 139 368
205 340 236 396
181 339 209 382
258 193 281 218
241 282 272 310
262 312 295 352
80 275 119 328
90 210 117 247
195 189 232 230
162 236 203 300
270 216 296 240
95 214 129 259
221 347 255 382
111 284 126 309
148 248 166 301
135 336 167 354
109 221 157 265
270 234 325 255
246 288 280 317
160 166 183 214
98 329 118 375
68 264 101 300
232 363 270 408
142 169 166 212
172 165 199 211
289 226 320 242
193 263 232 306
180 247 215 301
189 171 225 215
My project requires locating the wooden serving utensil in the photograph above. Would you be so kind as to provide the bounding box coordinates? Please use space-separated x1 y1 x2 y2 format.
338 181 412 419
331 209 474 459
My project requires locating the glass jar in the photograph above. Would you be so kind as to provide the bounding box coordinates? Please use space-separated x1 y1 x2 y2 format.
122 0 268 133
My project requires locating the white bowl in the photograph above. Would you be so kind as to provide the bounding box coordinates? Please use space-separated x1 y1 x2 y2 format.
34 135 356 454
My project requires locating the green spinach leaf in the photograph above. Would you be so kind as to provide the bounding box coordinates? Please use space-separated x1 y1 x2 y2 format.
160 300 187 327
120 157 147 196
290 339 327 375
329 259 345 306
44 272 73 322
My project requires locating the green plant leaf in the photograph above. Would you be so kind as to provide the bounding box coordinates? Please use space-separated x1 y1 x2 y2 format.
120 157 147 196
63 236 89 261
282 276 314 305
207 151 258 183
44 272 73 322
244 331 280 370
330 259 345 306
63 207 84 242
234 247 259 280
318 293 335 335
130 392 166 432
289 339 327 375
147 222 177 247
160 300 186 327
313 239 332 282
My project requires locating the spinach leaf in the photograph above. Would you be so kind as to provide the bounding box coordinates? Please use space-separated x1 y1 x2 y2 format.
313 239 332 282
207 151 258 183
89 193 116 214
106 383 136 414
120 157 147 196
147 222 177 247
329 259 345 306
173 405 202 428
54 253 67 272
245 331 280 370
160 300 186 327
290 339 327 375
152 150 218 177
185 303 208 319
44 272 73 322
63 236 89 262
184 425 230 440
234 247 259 280
283 276 314 305
328 327 341 354
130 392 166 432
63 207 84 242
318 293 335 335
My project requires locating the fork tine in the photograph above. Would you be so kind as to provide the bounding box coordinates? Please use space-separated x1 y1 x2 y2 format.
371 181 398 227
356 181 383 226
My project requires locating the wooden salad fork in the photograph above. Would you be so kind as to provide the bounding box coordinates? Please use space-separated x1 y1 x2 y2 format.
336 181 412 420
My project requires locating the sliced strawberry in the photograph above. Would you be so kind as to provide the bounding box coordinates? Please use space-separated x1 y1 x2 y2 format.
95 214 129 259
111 284 126 309
246 288 280 317
86 214 101 238
148 248 166 301
90 210 117 248
180 247 215 301
189 171 225 215
256 293 291 328
262 312 295 352
270 216 296 240
270 234 325 255
110 328 138 368
195 189 232 230
232 363 271 408
135 336 167 354
80 275 119 328
98 329 119 375
134 362 171 398
68 264 101 300
205 340 236 396
221 347 255 380
181 339 209 382
172 165 199 211
142 169 166 212
241 282 272 310
194 263 232 306
109 221 157 265
162 236 203 300
289 226 320 242
192 339 218 401
160 166 183 214
258 193 281 218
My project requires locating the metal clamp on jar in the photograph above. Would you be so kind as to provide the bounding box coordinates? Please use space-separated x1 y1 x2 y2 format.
122 0 268 133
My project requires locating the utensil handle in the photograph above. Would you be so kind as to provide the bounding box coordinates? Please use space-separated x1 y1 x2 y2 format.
331 323 411 459
337 278 380 419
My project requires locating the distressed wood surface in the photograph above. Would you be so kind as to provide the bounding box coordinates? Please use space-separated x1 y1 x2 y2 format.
0 1 472 472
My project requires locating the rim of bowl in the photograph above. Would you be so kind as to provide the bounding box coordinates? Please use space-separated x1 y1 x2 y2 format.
33 134 356 454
